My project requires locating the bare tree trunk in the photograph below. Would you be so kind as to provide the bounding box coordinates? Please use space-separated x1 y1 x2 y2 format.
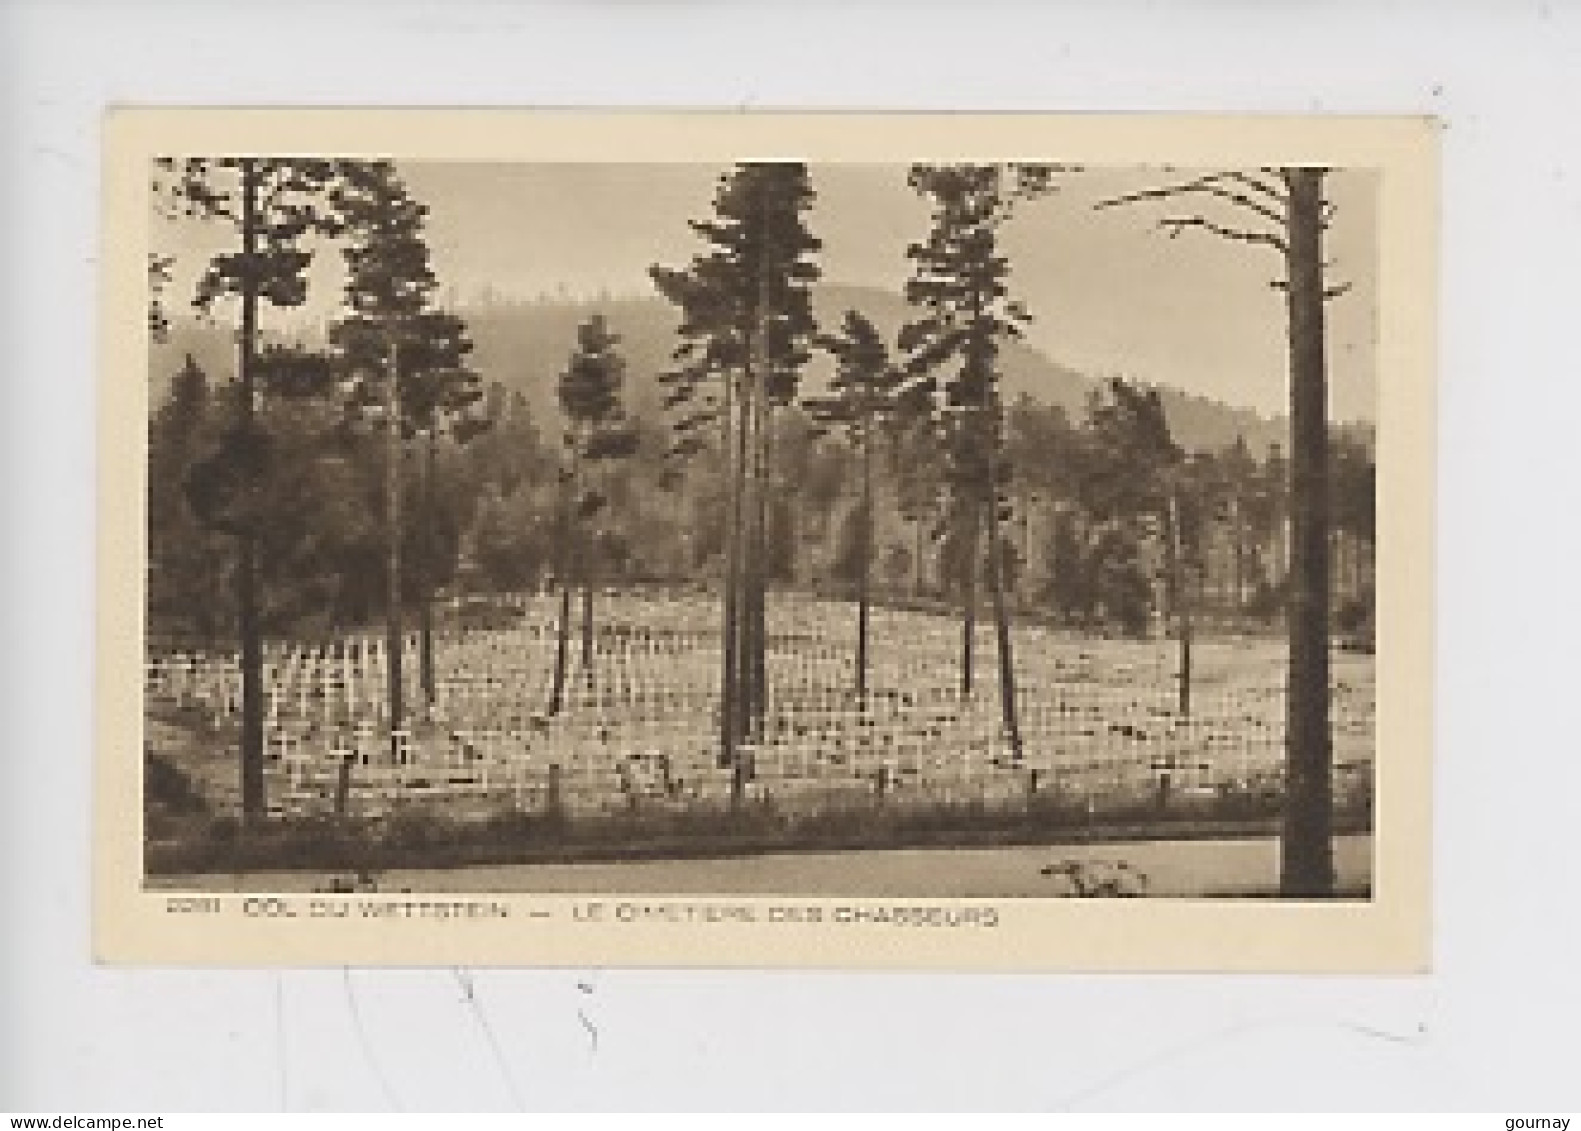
1280 168 1335 897
960 504 979 699
982 443 1024 760
549 584 571 716
745 390 769 732
856 419 872 699
235 158 265 823
729 372 753 795
580 581 594 689
384 338 405 740
1166 490 1193 718
236 485 262 806
547 470 572 717
719 366 744 783
418 427 437 709
1232 494 1246 613
579 450 600 691
1340 531 1353 610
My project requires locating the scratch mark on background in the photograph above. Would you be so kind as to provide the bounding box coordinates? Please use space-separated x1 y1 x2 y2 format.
1339 1019 1430 1047
452 968 527 1110
273 973 289 1112
576 977 600 1054
341 967 404 1112
1053 1014 1429 1111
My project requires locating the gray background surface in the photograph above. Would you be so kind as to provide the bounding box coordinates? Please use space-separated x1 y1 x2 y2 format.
3 0 1577 1112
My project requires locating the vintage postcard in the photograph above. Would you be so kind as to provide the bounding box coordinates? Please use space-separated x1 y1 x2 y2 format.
97 110 1436 970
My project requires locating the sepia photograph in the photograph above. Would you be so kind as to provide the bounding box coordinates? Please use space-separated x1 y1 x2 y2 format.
97 111 1435 969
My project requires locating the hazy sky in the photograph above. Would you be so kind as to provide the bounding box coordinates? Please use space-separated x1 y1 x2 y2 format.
158 162 1378 421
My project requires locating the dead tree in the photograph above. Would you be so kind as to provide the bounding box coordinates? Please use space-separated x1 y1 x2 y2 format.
1096 168 1350 897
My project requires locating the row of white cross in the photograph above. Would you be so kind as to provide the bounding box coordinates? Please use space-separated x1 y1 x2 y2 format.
146 590 1376 820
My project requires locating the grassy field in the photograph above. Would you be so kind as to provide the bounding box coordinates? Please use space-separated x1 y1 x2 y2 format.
144 590 1374 879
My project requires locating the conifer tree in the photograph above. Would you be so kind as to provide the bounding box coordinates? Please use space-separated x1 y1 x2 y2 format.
900 163 1060 762
550 313 637 712
157 157 343 821
329 160 453 732
1085 377 1198 712
809 310 906 698
651 163 821 791
1219 434 1261 611
333 304 481 704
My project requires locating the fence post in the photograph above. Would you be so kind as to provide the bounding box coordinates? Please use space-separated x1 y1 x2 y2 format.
546 763 563 828
334 753 353 817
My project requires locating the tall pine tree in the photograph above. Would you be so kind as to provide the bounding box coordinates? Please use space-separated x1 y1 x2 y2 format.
808 310 906 699
333 304 482 706
651 163 821 794
329 160 449 734
158 157 343 822
900 164 1060 763
550 313 637 713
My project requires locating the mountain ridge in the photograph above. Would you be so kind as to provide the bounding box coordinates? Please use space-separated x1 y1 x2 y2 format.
149 283 1359 455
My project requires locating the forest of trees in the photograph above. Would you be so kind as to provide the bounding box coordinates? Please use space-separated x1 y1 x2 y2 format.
149 333 1375 649
149 159 1375 893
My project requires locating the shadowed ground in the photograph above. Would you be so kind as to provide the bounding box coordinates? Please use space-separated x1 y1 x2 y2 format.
148 832 1372 898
